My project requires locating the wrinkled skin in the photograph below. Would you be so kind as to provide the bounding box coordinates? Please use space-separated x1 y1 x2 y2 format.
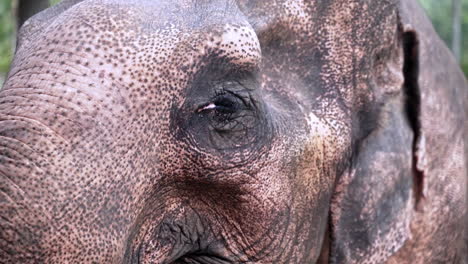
0 0 467 263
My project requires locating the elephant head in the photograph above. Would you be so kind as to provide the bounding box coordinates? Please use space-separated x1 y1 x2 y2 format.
1 0 466 263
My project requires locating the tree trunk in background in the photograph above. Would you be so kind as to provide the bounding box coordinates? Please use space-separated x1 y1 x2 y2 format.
16 0 49 29
451 0 462 62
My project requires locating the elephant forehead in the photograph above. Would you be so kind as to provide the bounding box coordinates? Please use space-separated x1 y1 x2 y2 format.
34 0 260 81
9 0 263 119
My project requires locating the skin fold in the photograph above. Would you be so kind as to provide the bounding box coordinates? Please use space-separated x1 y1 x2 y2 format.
0 0 466 263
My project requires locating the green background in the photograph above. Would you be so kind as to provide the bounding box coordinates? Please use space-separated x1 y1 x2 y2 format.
0 0 466 82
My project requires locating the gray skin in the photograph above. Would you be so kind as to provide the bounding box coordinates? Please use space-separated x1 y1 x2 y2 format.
0 0 466 263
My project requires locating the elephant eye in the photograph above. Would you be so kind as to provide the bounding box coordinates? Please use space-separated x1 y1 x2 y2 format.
198 93 240 112
197 92 255 133
174 75 269 153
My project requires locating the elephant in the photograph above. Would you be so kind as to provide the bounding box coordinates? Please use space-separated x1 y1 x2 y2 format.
0 0 467 263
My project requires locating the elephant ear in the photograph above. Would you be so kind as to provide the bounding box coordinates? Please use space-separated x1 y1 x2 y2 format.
327 0 468 263
328 38 416 262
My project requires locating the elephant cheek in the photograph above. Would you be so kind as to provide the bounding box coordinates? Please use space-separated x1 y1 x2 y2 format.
299 112 349 199
291 112 349 260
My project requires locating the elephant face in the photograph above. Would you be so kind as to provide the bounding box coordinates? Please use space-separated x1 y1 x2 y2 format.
1 0 466 263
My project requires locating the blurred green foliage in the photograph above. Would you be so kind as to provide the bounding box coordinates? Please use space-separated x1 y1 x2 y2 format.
419 0 468 75
0 0 467 77
0 0 14 73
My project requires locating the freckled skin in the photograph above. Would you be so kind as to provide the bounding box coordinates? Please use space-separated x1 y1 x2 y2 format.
0 0 466 263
